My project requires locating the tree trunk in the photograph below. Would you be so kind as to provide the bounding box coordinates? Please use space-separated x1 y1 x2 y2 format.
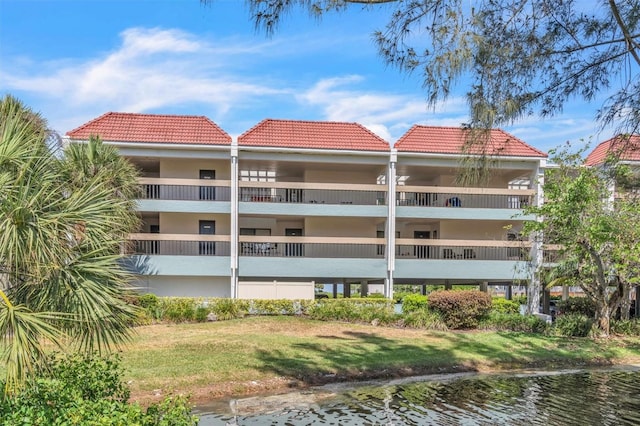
620 284 631 321
595 300 611 337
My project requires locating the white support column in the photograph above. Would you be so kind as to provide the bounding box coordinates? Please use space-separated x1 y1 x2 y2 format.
230 140 239 298
385 149 398 299
527 159 545 314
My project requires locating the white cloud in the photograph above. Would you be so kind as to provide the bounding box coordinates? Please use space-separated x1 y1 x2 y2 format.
297 77 471 141
0 25 604 151
0 27 286 133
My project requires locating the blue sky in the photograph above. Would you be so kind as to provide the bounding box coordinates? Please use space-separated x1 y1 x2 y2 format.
0 0 612 152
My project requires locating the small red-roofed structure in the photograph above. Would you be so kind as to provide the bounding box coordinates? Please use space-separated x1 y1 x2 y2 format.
66 112 231 145
238 119 390 151
394 125 547 158
584 135 640 166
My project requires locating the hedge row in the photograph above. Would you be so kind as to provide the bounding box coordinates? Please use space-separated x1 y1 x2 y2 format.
128 293 640 336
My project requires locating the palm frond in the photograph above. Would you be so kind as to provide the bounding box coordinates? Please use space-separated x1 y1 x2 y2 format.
0 292 67 393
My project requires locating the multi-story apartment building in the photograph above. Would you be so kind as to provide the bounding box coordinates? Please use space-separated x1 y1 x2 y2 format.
66 113 547 299
585 135 640 204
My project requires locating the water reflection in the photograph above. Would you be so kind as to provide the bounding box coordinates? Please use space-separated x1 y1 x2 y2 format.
195 367 640 425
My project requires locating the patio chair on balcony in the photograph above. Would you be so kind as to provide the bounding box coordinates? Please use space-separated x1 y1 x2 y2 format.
445 197 462 207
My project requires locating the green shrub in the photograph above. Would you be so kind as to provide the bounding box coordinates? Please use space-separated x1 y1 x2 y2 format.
611 318 640 336
367 292 386 298
491 298 520 314
402 294 428 314
551 313 594 337
479 312 548 333
194 305 210 322
136 293 161 323
427 290 492 329
393 291 415 304
210 298 249 320
557 297 596 317
250 299 301 315
159 298 196 322
138 293 159 310
512 295 527 305
0 353 197 426
306 299 396 324
401 309 448 330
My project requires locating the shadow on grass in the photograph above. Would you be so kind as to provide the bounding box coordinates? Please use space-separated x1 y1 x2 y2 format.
254 326 630 387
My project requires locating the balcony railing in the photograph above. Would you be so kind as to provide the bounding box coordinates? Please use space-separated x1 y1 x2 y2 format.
395 239 532 261
397 186 534 209
239 181 387 205
126 233 231 256
137 178 232 201
238 236 386 258
125 234 533 261
134 179 535 209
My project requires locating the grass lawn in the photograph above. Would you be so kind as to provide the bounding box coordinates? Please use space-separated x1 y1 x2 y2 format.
120 316 640 404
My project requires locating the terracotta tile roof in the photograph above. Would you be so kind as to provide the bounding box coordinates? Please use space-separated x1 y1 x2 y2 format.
238 119 390 151
585 135 640 166
394 125 547 158
66 112 231 145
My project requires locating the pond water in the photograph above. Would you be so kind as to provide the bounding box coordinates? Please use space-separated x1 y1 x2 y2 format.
194 366 640 425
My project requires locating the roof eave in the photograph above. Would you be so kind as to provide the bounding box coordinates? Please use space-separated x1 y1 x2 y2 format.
237 144 390 156
65 137 231 150
395 150 547 161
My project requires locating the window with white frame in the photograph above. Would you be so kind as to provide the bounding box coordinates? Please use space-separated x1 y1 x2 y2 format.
240 170 276 201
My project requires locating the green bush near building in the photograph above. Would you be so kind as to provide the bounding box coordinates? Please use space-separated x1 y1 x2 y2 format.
0 354 197 426
428 290 493 329
479 312 549 333
491 298 520 314
127 294 638 337
306 298 396 324
557 297 597 317
401 294 429 314
551 314 595 337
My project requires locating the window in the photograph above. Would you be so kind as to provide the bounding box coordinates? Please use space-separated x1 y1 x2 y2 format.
240 170 276 182
508 177 531 190
377 175 409 185
240 170 277 201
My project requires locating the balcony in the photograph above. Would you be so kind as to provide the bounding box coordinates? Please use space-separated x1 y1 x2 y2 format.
239 182 387 217
123 234 533 280
394 239 533 281
138 177 231 201
124 233 231 277
395 239 532 261
239 181 386 204
125 234 531 261
126 233 231 256
397 186 533 209
396 186 535 221
238 236 386 258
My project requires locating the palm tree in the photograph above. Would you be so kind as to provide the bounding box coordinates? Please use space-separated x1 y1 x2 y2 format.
0 96 140 392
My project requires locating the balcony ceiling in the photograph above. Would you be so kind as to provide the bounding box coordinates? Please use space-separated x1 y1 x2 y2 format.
239 160 386 181
396 165 530 185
